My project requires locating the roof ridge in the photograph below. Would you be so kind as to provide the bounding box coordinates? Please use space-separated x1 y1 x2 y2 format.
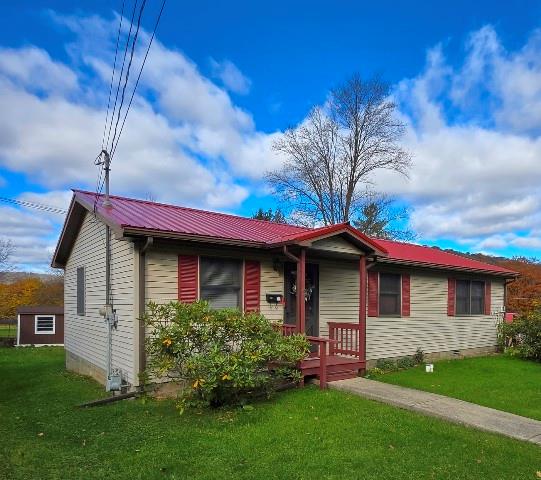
73 189 310 231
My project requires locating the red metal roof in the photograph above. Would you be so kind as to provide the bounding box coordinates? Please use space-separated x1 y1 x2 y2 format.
375 238 516 275
74 190 309 245
72 190 516 276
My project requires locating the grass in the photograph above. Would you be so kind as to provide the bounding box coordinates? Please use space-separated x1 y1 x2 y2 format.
1 348 540 480
0 324 16 338
373 355 541 420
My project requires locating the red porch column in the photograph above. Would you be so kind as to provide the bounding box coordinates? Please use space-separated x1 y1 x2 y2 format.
358 255 367 363
296 248 306 334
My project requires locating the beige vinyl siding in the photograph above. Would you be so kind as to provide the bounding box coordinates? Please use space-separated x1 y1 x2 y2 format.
260 259 284 321
318 258 360 337
145 250 179 304
311 237 361 255
366 272 505 360
65 212 136 385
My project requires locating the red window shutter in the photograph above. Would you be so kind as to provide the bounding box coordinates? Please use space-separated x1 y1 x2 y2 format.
447 278 456 316
178 255 198 303
243 260 261 312
484 281 491 315
367 270 379 317
402 274 411 317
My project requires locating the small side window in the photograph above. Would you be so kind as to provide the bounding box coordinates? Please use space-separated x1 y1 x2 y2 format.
77 267 85 316
379 273 402 316
35 315 55 334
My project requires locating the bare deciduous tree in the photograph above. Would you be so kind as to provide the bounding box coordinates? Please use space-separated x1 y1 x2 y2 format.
267 74 411 225
0 239 13 271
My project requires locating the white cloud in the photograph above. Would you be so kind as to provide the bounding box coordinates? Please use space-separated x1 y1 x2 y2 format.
372 25 541 254
0 12 280 212
0 46 78 94
0 204 59 270
210 58 252 94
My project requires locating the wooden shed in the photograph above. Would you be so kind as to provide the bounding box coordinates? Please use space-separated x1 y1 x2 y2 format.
16 306 64 346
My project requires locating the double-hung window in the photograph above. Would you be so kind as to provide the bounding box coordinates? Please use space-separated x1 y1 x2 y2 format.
456 280 485 315
35 315 55 334
199 257 242 309
379 273 401 316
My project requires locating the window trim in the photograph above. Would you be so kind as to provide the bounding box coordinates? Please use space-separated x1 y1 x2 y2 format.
199 256 242 310
34 315 56 335
455 279 486 316
378 272 402 317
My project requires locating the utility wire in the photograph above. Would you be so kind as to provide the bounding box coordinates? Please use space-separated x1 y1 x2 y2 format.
109 0 147 156
100 0 126 151
0 196 67 215
105 0 139 153
111 0 167 160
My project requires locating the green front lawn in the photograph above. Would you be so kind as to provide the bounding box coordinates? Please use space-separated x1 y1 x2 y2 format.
1 348 540 480
0 324 16 337
373 355 541 420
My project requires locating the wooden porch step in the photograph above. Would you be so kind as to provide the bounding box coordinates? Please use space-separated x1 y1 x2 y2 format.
327 369 359 382
300 355 365 381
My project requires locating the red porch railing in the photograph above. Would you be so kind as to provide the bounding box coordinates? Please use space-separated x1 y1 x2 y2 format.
274 322 363 389
328 322 361 358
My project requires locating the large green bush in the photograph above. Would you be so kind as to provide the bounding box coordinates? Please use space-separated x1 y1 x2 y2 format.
498 310 541 361
143 301 309 411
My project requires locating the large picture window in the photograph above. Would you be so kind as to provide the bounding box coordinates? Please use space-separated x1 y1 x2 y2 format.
200 257 241 309
379 273 401 316
456 280 485 315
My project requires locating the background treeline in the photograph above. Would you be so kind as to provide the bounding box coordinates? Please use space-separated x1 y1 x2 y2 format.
0 273 63 320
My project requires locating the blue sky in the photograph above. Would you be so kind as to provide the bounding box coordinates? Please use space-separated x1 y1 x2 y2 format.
1 1 541 270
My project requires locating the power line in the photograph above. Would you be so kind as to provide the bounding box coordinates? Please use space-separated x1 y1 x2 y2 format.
101 0 126 152
111 0 167 159
109 0 147 155
0 196 67 215
105 0 140 153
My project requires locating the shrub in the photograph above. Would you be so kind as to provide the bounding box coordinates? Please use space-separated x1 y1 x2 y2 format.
375 358 397 372
413 348 425 364
143 301 310 411
498 310 541 361
365 367 385 377
397 356 415 369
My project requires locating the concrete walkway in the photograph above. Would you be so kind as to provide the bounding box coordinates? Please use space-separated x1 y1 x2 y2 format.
331 377 541 446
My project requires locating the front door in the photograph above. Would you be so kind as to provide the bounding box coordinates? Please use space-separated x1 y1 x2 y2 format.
284 262 319 336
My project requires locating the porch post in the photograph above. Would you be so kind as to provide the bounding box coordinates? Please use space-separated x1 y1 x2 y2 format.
297 248 306 334
359 255 367 363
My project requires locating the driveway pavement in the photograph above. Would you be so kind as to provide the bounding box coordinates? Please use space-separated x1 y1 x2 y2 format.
331 377 541 445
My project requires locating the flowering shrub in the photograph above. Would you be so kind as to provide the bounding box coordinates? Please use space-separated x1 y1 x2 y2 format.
143 301 309 411
498 310 541 361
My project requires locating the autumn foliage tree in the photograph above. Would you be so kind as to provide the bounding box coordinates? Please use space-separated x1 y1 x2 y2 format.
0 276 64 320
495 257 541 315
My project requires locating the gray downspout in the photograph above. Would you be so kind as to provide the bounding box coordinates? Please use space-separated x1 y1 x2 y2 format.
138 237 153 386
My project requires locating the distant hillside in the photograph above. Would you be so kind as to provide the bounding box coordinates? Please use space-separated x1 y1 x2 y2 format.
0 271 62 284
